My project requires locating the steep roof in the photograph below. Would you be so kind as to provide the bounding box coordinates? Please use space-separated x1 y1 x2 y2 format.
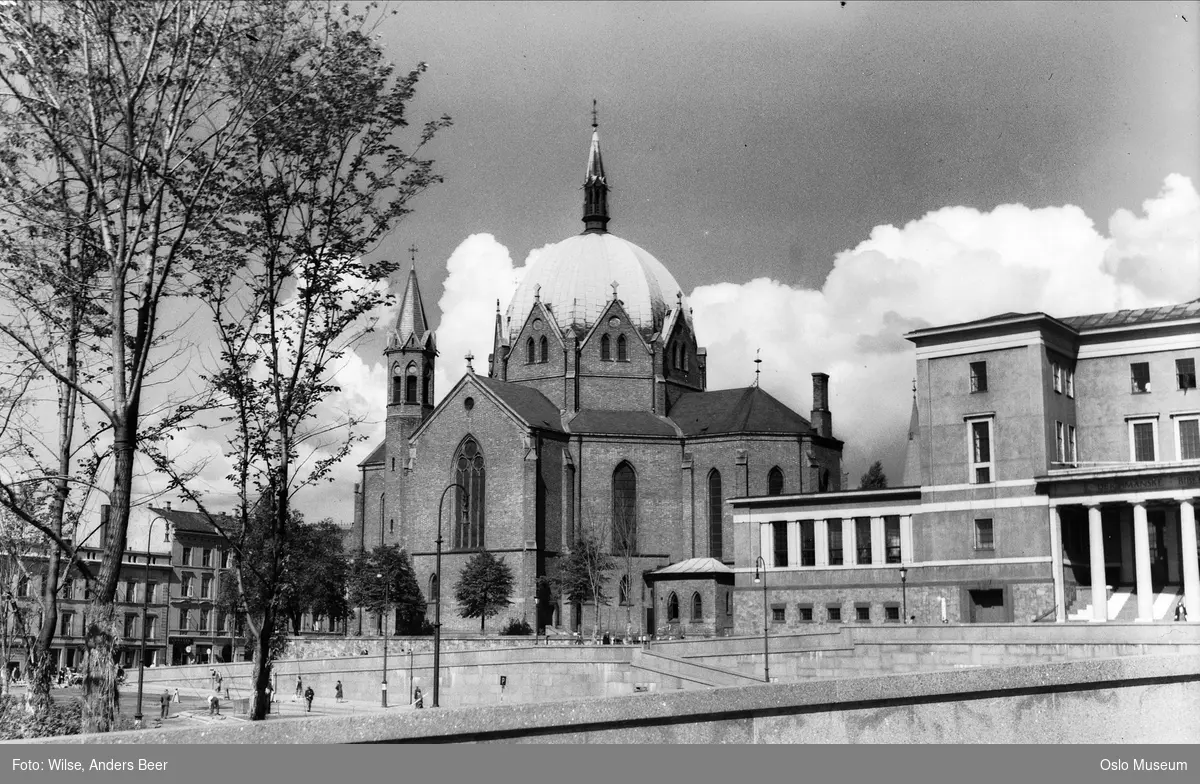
358 441 386 467
149 507 236 536
651 557 732 576
391 266 429 345
668 386 812 437
568 409 679 437
472 376 565 432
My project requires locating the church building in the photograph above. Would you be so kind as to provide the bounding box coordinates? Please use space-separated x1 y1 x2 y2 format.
351 123 843 635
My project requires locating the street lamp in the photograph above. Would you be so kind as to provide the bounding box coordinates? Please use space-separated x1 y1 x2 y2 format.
753 555 769 683
899 566 908 624
433 482 468 709
377 572 389 708
134 515 170 728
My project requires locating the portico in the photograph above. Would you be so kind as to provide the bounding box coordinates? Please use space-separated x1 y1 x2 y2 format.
1040 465 1200 623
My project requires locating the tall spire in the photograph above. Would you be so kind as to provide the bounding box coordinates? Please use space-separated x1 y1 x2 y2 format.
392 254 429 345
582 100 609 234
902 378 921 486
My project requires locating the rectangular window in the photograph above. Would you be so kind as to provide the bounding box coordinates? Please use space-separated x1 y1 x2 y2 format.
198 609 209 632
182 575 194 598
1131 362 1151 393
975 518 995 551
146 581 157 605
201 548 212 568
884 516 902 564
146 616 158 638
885 605 900 623
1055 421 1065 463
61 579 74 600
1130 420 1157 462
1178 358 1197 390
855 604 871 623
181 546 192 566
970 361 988 393
1177 417 1200 461
125 581 137 603
1052 361 1062 394
854 517 872 564
798 605 814 622
1066 366 1075 398
200 575 212 599
827 520 843 565
772 521 788 567
1068 425 1077 464
60 612 73 637
826 605 842 623
800 520 815 566
771 605 786 624
969 418 994 483
221 550 231 569
123 614 137 638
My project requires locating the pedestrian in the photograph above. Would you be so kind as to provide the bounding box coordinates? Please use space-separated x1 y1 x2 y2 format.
294 674 303 700
159 689 171 720
1176 599 1188 622
335 680 343 703
208 691 220 716
173 687 180 704
215 672 223 694
304 685 314 713
413 687 423 709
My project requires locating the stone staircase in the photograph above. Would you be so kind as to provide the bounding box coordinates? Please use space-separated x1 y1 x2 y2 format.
1067 585 1180 622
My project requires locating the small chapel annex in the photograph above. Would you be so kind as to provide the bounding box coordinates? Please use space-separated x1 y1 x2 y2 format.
350 121 843 636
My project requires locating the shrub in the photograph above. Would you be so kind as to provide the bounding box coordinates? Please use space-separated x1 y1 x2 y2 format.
499 617 533 636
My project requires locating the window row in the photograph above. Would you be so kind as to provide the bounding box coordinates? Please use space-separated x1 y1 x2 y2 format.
179 574 216 599
668 341 690 373
1129 415 1200 462
766 516 906 568
1051 359 1075 397
599 333 628 362
1131 358 1196 394
179 546 230 569
1054 421 1078 465
391 362 432 404
780 602 902 624
121 614 159 639
664 590 732 622
176 608 236 634
525 336 551 364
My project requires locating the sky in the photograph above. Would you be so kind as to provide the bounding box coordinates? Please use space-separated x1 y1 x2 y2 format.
43 1 1200 531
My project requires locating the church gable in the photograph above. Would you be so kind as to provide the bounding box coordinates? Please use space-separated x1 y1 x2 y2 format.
661 304 702 390
579 296 652 370
506 296 566 383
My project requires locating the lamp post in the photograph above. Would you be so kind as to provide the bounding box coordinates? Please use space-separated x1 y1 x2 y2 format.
377 572 389 707
900 567 908 623
433 482 468 709
134 515 170 728
753 555 769 683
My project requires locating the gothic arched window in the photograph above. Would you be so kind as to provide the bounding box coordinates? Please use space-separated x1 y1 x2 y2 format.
600 334 611 361
667 592 679 622
691 592 703 621
617 334 628 361
429 573 439 603
526 337 535 364
708 469 723 560
454 437 486 549
768 466 784 496
539 336 548 363
612 461 637 554
405 363 418 404
391 365 403 404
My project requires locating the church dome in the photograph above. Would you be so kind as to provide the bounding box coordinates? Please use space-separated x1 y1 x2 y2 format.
506 232 689 338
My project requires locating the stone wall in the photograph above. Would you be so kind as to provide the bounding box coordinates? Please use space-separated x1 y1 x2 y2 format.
42 653 1200 744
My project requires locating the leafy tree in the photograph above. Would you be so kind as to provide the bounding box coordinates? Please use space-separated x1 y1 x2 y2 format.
859 461 888 490
547 533 615 641
454 550 514 633
346 545 425 635
280 520 349 635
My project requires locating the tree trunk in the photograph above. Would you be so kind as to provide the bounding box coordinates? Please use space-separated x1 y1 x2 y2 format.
247 608 276 721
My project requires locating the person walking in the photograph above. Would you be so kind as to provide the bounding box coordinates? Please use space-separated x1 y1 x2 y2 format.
303 685 314 713
1175 598 1188 622
294 674 303 701
173 687 180 704
159 689 171 721
335 680 343 703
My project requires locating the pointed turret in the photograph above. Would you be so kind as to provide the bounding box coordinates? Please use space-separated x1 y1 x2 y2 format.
582 103 609 234
489 299 508 379
391 263 429 348
902 380 921 486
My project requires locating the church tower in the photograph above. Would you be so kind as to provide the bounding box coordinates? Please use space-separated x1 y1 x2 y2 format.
380 259 436 548
582 104 609 234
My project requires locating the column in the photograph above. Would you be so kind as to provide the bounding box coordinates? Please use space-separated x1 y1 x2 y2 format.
1050 506 1066 623
1180 500 1199 622
788 521 801 568
1088 505 1107 622
1132 502 1153 622
843 519 856 566
814 519 829 567
900 515 914 565
871 517 885 565
759 523 771 568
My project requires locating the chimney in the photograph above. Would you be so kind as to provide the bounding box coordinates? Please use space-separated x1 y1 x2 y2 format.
811 372 832 438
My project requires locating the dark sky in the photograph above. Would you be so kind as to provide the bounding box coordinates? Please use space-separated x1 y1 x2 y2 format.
367 0 1197 300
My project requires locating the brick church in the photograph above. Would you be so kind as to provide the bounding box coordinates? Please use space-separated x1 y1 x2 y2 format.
351 123 843 635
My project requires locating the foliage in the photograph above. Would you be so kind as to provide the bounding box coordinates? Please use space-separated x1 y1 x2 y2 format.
859 461 889 490
0 694 136 740
346 544 425 635
500 617 533 636
453 550 514 633
545 533 615 640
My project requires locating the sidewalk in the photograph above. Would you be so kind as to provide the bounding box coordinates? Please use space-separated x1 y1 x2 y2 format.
156 689 416 727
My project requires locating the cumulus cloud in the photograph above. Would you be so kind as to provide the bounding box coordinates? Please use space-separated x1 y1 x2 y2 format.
693 174 1199 487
